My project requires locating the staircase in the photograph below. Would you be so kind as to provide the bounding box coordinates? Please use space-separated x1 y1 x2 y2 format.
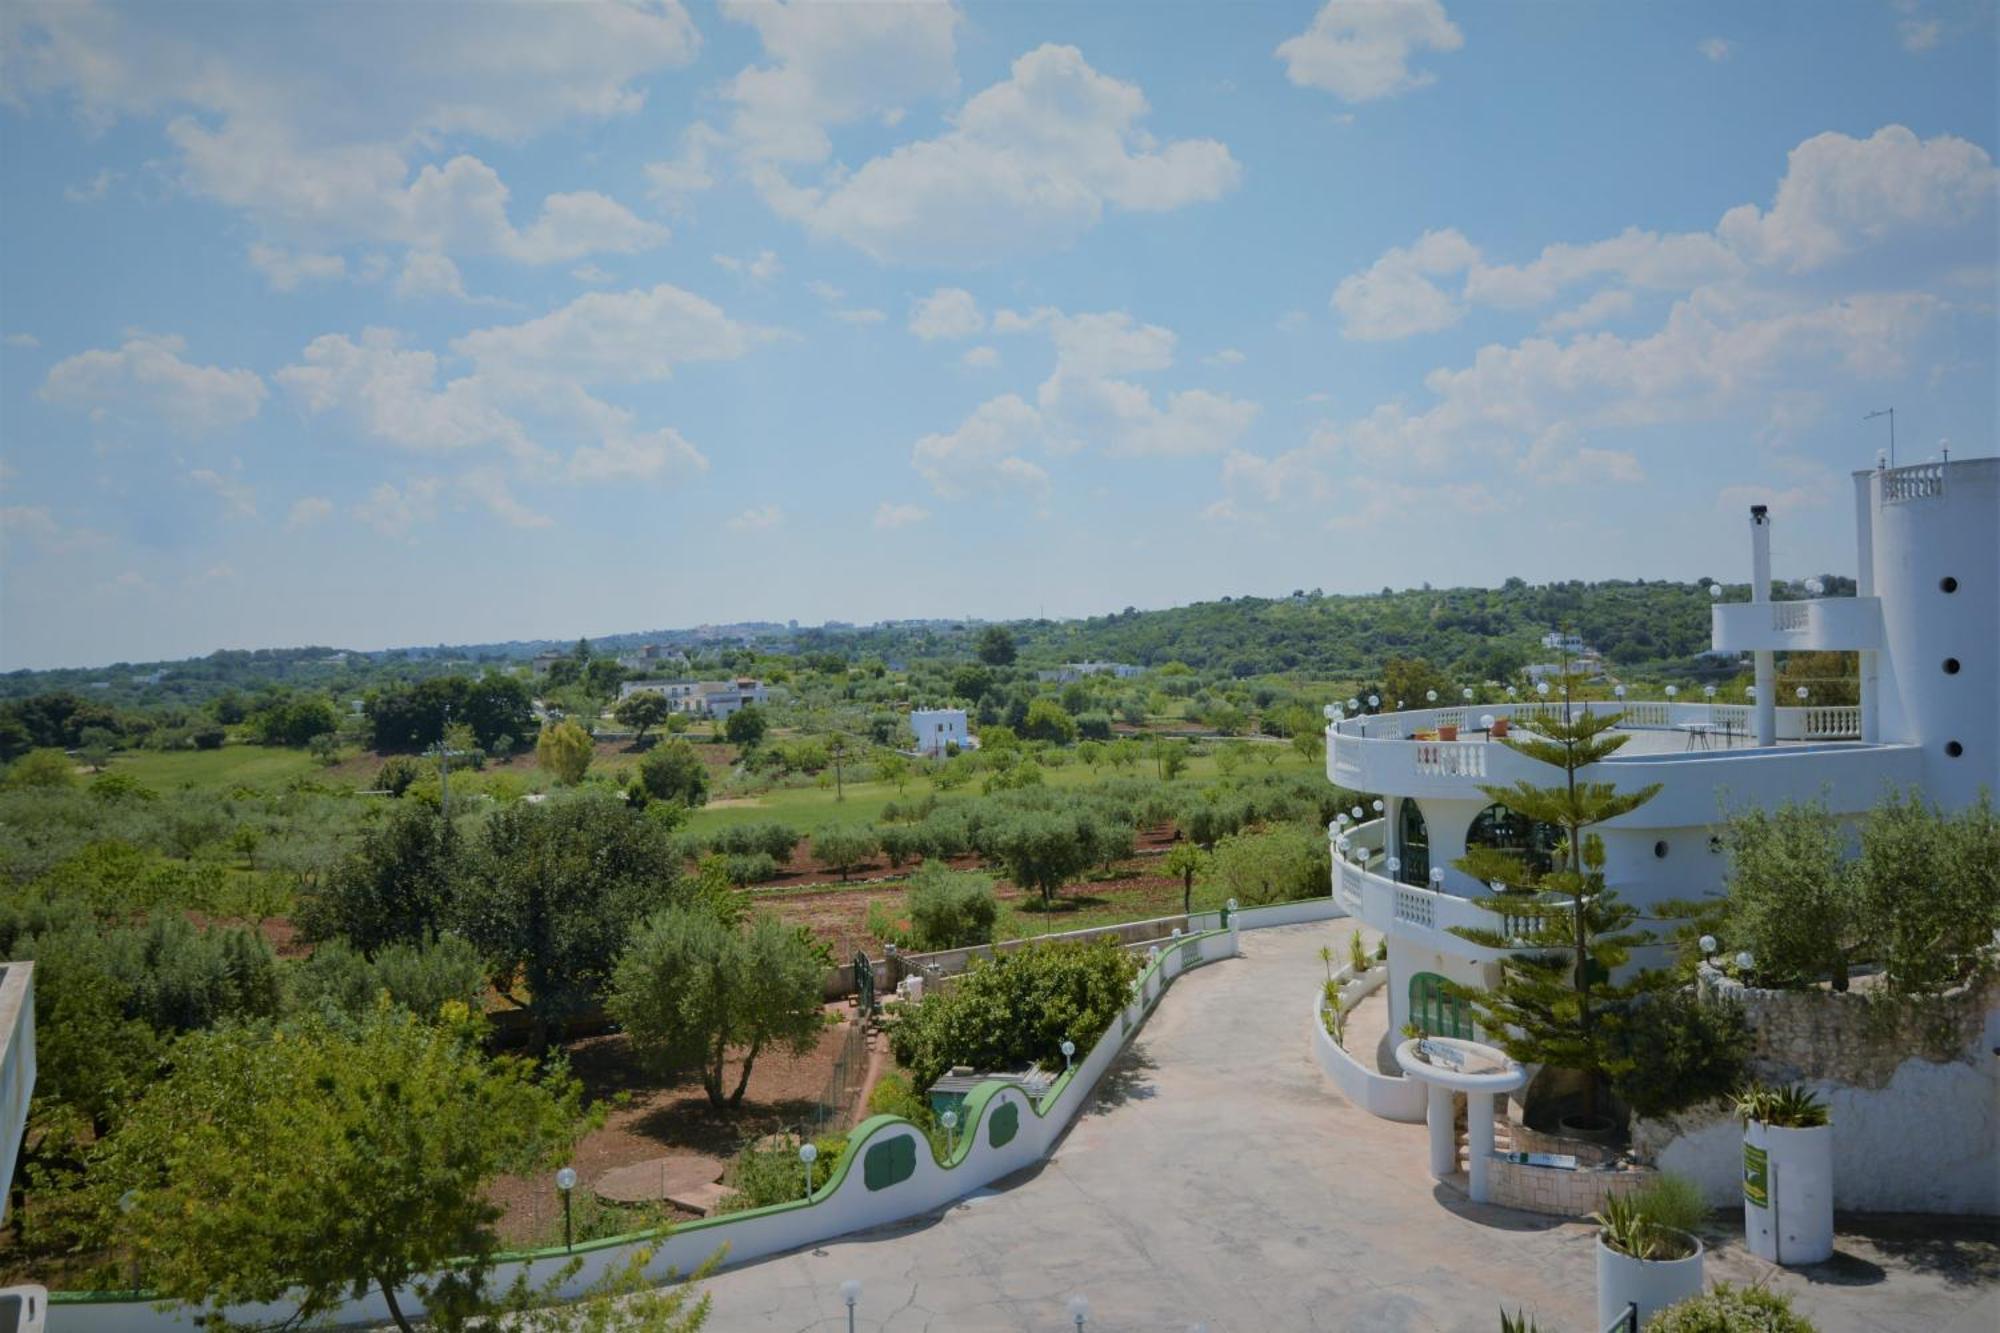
1455 1101 1517 1171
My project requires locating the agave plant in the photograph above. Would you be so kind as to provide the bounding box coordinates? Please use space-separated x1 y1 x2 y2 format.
1733 1082 1829 1128
1318 944 1336 981
1593 1191 1698 1262
1498 1309 1542 1333
1348 928 1370 974
1322 979 1346 1044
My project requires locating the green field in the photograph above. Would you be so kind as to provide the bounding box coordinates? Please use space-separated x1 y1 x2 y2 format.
105 743 329 792
684 744 1318 834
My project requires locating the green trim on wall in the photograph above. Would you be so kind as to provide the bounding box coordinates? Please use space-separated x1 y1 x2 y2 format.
50 928 1235 1308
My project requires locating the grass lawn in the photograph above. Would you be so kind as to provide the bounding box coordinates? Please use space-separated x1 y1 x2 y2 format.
107 743 330 792
685 745 1319 835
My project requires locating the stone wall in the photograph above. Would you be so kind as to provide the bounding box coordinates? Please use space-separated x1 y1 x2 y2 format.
1486 1158 1648 1217
1634 967 2000 1215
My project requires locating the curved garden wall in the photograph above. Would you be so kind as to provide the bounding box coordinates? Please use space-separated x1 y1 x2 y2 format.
48 927 1242 1332
1310 963 1426 1122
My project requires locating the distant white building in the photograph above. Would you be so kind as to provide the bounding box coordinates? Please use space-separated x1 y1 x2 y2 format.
910 708 970 756
619 677 767 719
1539 631 1586 656
1037 661 1145 683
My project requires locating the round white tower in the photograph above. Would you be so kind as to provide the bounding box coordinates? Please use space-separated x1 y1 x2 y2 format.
1859 454 1999 811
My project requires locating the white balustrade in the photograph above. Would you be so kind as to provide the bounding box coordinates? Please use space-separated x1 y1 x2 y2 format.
1883 462 1945 502
1771 602 1810 631
1393 888 1436 930
1412 741 1486 777
1803 705 1861 739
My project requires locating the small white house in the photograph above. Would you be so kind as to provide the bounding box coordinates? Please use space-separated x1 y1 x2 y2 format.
910 708 969 757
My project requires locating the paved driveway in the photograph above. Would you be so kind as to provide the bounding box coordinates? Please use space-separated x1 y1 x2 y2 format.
691 923 1999 1332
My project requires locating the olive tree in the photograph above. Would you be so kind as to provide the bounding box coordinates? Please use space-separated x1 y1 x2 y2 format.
607 907 828 1110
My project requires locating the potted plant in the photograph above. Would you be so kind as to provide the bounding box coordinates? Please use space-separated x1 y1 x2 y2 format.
1490 717 1510 738
1592 1188 1705 1328
1735 1083 1833 1265
1438 723 1460 741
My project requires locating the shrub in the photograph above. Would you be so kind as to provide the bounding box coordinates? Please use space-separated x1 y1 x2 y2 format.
375 755 423 797
1609 990 1751 1120
811 824 879 881
721 851 780 885
1717 799 1864 989
3 748 76 790
712 821 799 862
1645 1282 1818 1332
713 1133 846 1214
888 938 1140 1090
286 935 487 1023
866 1071 934 1127
1204 824 1330 907
638 740 709 809
1629 1173 1710 1238
904 864 999 951
1855 789 2000 996
1733 1083 1828 1128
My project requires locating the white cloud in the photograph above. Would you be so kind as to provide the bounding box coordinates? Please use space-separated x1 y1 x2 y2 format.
286 496 333 529
279 329 535 456
189 467 257 518
835 308 886 326
459 467 552 529
8 3 692 264
5 333 40 349
717 0 961 167
571 264 614 286
1207 348 1247 366
873 501 930 529
395 251 470 302
1697 37 1734 62
714 249 783 282
646 123 724 208
450 284 763 385
1275 0 1463 103
1899 20 1942 53
1276 310 1311 333
909 288 985 341
806 280 845 303
961 345 999 368
1331 228 1478 339
726 504 784 532
353 477 441 538
0 505 110 554
1517 425 1645 485
1539 289 1637 334
1464 227 1741 308
913 394 1050 499
248 244 345 292
764 45 1240 263
64 168 121 202
41 332 265 435
1717 125 1996 271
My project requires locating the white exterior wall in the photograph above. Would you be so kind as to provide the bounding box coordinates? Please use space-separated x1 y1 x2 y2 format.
909 709 968 756
0 965 34 1226
1861 458 1999 809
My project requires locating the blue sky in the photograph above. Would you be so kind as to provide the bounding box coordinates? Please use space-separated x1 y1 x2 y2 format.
1 0 1994 669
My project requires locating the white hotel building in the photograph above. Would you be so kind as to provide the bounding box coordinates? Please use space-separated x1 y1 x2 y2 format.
1325 457 1997 1040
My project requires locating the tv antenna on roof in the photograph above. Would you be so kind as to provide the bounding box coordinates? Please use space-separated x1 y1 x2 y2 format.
1864 407 1895 469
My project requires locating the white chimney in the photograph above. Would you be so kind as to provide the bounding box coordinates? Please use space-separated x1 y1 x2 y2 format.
1750 505 1775 747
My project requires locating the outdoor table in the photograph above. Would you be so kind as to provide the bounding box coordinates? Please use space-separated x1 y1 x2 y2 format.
1677 722 1713 751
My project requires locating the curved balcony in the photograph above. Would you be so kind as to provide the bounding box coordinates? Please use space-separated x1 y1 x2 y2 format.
1330 846 1543 967
1710 596 1883 653
1325 700 1895 811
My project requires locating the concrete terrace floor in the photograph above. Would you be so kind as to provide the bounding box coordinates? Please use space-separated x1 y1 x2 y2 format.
690 923 2000 1332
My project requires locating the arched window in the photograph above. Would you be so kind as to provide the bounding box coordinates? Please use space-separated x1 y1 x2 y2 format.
1409 972 1473 1039
1465 802 1563 879
1396 800 1429 886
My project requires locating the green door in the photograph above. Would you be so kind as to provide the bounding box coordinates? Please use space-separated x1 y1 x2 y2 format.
1409 972 1473 1039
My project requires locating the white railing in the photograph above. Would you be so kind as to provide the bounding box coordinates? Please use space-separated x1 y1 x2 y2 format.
1772 602 1810 631
1393 888 1436 930
1413 741 1486 777
1803 705 1861 738
1883 462 1945 501
1619 701 1669 727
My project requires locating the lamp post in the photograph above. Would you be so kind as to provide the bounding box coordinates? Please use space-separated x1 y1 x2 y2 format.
119 1189 140 1291
1429 867 1444 892
941 1108 958 1157
1061 1039 1076 1072
555 1166 578 1251
1425 689 1437 704
841 1279 862 1333
1372 798 1384 818
1699 934 1718 965
1068 1295 1091 1330
1736 951 1755 978
799 1141 818 1200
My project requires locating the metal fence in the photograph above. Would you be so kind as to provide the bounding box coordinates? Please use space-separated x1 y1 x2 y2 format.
804 1016 872 1138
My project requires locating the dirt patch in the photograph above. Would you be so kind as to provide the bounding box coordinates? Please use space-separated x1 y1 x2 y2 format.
487 1015 860 1247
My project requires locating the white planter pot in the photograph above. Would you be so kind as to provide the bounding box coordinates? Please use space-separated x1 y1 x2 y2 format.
1743 1120 1834 1265
1595 1233 1704 1329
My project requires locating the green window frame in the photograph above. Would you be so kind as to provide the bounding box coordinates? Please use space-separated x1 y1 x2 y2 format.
1409 971 1473 1040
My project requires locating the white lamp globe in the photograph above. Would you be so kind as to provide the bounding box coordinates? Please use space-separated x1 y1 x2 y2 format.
1386 856 1401 874
1068 1296 1091 1320
1796 686 1809 700
1537 681 1550 696
1060 1039 1076 1059
1736 951 1755 972
1665 685 1678 698
1429 867 1443 886
1480 714 1494 729
1347 697 1359 711
1425 689 1437 702
1372 799 1384 813
1805 578 1824 595
1614 685 1626 699
1463 687 1474 701
1709 583 1722 599
1351 805 1363 820
1704 685 1716 698
555 1167 578 1192
941 1109 958 1131
1746 686 1756 699
1506 686 1517 697
1368 694 1380 708
1698 934 1718 955
799 1142 817 1166
841 1280 862 1308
